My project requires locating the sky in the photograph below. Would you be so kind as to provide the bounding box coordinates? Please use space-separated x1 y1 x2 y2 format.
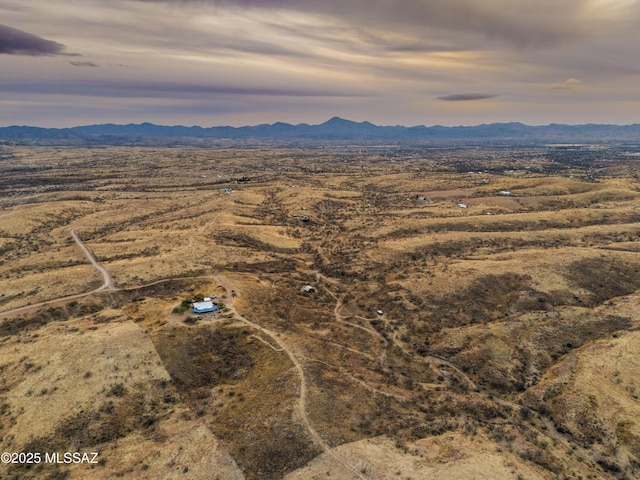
1 0 640 127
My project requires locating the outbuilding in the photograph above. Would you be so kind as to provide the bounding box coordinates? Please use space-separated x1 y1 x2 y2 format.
193 300 218 313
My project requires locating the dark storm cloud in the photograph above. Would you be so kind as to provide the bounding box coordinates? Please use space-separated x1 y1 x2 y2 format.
133 0 604 48
0 23 65 55
437 93 497 102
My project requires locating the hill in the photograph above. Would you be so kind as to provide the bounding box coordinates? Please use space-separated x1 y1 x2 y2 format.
2 117 640 145
1 144 640 479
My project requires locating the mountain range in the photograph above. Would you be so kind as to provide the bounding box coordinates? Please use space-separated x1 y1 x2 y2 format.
1 117 640 145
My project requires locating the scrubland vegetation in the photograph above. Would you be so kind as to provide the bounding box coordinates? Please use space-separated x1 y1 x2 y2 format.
1 143 640 479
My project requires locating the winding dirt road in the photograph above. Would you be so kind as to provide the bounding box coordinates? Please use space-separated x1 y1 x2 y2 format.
330 292 388 368
0 229 366 477
0 228 115 319
69 228 114 290
214 274 368 480
322 283 479 392
2 225 596 478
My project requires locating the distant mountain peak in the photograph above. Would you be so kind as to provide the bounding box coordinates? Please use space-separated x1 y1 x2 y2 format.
2 118 639 145
321 116 355 125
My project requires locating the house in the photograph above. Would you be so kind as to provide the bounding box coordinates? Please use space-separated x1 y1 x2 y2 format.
193 300 218 313
304 285 315 293
377 310 384 315
497 190 512 196
458 203 468 209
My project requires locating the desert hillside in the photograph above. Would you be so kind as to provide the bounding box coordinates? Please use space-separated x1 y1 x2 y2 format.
1 144 639 479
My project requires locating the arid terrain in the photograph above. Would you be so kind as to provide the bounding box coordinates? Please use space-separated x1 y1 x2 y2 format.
1 143 639 479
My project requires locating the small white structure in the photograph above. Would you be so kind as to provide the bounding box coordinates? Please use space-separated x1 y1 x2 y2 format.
193 300 218 313
377 310 384 315
304 285 315 293
458 203 467 209
498 190 512 196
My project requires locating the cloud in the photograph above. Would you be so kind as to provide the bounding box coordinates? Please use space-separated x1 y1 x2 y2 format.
551 78 583 90
0 23 65 55
437 93 497 101
0 80 362 99
386 42 464 54
131 0 635 48
69 60 99 67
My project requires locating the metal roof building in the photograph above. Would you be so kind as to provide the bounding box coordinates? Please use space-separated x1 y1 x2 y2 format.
193 301 218 313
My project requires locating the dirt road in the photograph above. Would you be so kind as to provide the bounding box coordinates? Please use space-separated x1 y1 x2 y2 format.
0 228 115 319
214 274 368 480
70 228 114 290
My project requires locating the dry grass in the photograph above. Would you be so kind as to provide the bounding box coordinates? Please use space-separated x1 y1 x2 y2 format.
152 323 321 479
2 144 640 479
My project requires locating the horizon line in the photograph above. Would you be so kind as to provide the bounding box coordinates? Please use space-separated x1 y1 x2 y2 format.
2 117 640 130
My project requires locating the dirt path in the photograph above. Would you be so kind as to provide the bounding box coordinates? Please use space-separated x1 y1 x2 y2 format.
0 234 365 477
327 290 388 367
248 334 284 352
0 227 476 403
187 204 227 258
0 289 107 319
0 229 116 319
214 274 368 480
320 282 480 392
70 227 114 290
428 353 479 391
304 356 408 402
